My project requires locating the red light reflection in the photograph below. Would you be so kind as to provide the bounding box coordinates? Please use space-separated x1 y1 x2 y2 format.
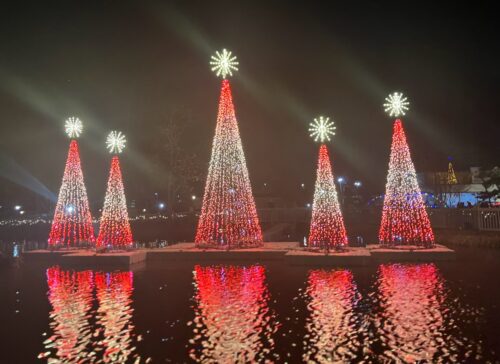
376 263 444 362
190 265 274 363
303 269 360 362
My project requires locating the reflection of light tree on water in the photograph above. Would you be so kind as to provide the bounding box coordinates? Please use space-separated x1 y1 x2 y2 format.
303 270 362 363
375 264 445 362
41 267 94 361
189 265 275 363
41 268 145 363
95 271 137 363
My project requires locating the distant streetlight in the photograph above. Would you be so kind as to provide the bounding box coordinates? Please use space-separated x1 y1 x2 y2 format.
19 210 25 215
142 208 147 213
191 195 197 200
158 203 165 210
337 177 346 205
354 181 362 188
14 205 21 211
306 203 311 208
301 183 305 189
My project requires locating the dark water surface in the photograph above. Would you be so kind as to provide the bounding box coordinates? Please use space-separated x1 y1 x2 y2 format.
1 246 499 363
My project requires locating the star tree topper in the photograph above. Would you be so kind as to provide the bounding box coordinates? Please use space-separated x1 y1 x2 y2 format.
309 116 336 143
106 131 126 154
210 49 239 78
384 92 410 117
65 117 83 138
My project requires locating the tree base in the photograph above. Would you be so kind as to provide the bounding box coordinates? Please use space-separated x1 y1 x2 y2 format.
305 245 348 254
48 242 95 251
195 240 264 250
379 242 435 250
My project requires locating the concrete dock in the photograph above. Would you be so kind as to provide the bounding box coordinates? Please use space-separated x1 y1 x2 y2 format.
22 242 456 267
284 247 371 266
369 244 456 262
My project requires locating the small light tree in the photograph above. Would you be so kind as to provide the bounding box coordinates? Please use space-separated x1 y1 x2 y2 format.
97 131 133 249
48 117 95 248
307 116 348 251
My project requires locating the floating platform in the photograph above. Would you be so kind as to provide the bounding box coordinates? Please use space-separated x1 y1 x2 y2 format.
22 249 87 263
22 242 456 267
369 244 456 262
61 250 147 267
147 242 300 262
23 249 147 268
284 247 371 266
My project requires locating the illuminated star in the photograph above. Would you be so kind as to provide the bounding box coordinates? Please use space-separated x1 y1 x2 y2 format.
309 116 336 143
106 131 126 154
65 117 83 138
210 49 239 78
384 92 410 117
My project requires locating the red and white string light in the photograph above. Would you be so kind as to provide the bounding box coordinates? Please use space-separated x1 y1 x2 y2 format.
48 117 95 248
379 93 434 247
307 117 348 250
195 49 263 249
97 131 133 249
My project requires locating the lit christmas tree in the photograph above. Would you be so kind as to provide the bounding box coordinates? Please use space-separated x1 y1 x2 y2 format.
307 116 348 250
48 117 95 248
379 93 434 247
97 131 133 249
447 161 458 185
195 49 263 249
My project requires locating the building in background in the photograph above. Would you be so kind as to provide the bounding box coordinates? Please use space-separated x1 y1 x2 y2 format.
418 165 499 207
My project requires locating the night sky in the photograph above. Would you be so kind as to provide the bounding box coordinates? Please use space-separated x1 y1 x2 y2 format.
0 1 498 207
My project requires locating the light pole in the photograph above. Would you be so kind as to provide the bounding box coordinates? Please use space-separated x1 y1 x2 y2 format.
337 177 345 205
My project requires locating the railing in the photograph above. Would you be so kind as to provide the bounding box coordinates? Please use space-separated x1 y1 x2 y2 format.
429 207 500 232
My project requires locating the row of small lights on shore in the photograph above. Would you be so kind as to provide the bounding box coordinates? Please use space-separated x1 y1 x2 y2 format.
0 213 170 227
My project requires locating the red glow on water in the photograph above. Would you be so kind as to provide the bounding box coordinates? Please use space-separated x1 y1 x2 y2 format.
304 269 360 361
95 271 135 362
376 263 444 362
190 265 273 362
45 267 94 361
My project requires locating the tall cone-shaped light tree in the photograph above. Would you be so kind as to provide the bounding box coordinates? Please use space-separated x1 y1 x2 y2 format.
48 117 95 248
379 92 434 247
307 116 348 250
97 131 133 249
195 49 263 249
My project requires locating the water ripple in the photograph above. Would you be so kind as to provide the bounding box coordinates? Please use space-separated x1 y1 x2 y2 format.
189 265 276 363
39 267 147 363
302 269 364 363
371 263 486 363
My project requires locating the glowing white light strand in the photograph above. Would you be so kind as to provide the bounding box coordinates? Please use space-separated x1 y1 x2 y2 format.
65 117 83 138
106 131 126 154
384 92 410 117
210 49 239 79
309 116 336 143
